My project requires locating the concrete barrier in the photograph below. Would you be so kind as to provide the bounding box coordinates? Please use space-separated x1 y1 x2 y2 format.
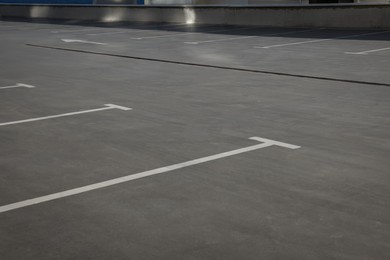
0 4 389 29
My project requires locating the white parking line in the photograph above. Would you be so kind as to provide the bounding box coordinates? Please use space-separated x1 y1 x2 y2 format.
184 29 320 45
61 39 108 45
345 47 390 55
255 30 390 49
185 35 258 44
132 27 250 40
0 83 36 90
0 136 300 213
0 104 131 127
132 31 203 40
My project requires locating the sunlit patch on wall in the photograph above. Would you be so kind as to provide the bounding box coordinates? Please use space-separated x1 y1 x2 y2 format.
184 8 196 24
30 6 50 18
102 9 127 22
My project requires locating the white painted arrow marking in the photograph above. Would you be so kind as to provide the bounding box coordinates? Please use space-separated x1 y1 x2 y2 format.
0 83 36 90
0 104 132 127
0 136 300 213
61 39 107 45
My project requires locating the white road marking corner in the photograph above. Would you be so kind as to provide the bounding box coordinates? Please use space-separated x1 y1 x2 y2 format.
0 136 300 213
0 83 36 90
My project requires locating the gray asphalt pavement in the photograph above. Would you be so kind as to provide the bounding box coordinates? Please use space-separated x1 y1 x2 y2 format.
0 19 389 260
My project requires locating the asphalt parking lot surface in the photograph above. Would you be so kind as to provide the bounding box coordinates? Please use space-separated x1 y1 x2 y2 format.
1 19 389 260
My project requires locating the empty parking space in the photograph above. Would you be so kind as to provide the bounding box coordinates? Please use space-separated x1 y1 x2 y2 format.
1 18 389 260
17 21 390 86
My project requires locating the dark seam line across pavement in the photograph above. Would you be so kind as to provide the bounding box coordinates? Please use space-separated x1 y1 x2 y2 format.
27 43 390 88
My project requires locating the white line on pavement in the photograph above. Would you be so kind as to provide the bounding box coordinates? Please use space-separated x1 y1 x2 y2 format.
0 136 300 213
0 83 36 90
185 35 258 44
132 27 250 40
0 104 132 127
345 46 390 55
184 29 320 45
61 39 107 45
255 30 390 49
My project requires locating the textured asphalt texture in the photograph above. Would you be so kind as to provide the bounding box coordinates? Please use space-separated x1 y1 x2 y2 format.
0 18 389 260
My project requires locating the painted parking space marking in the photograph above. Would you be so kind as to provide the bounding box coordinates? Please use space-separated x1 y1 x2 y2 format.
131 27 251 40
61 39 108 45
184 29 320 45
0 83 36 90
255 30 390 49
0 136 300 213
345 46 390 55
132 31 203 40
185 35 259 44
0 104 131 127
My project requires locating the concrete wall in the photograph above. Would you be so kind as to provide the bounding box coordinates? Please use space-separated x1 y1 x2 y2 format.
0 4 389 29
